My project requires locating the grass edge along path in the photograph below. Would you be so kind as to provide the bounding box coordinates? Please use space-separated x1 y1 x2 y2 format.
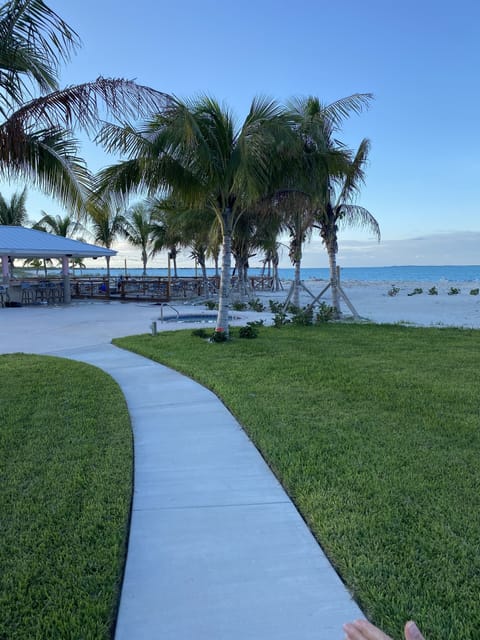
0 354 133 640
114 323 480 640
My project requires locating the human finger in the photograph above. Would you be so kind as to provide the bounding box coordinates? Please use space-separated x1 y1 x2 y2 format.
343 619 393 640
404 621 425 640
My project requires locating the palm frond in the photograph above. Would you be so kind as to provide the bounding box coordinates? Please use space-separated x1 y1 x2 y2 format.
0 126 91 213
336 138 370 204
5 77 171 132
336 204 381 241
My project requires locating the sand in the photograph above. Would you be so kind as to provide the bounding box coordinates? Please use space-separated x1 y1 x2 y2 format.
261 279 480 329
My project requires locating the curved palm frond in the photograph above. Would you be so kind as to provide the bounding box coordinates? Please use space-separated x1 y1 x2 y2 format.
0 184 28 224
336 204 381 241
0 0 80 113
335 138 370 204
0 125 91 212
4 77 171 134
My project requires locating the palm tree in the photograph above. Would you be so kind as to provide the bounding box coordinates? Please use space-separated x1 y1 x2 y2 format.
96 95 297 335
0 0 169 213
284 95 377 314
123 201 155 275
34 211 83 237
88 195 127 290
148 200 185 278
314 138 380 313
0 186 28 225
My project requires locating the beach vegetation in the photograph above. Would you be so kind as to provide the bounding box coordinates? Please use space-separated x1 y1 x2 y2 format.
469 288 479 296
115 323 480 639
407 287 423 296
427 286 438 295
232 300 248 311
387 285 400 296
273 310 290 327
247 297 265 312
315 301 336 322
238 322 260 339
448 287 460 295
204 300 218 310
0 354 132 639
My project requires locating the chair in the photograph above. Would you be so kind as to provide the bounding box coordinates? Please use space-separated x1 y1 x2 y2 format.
21 283 36 305
0 284 8 307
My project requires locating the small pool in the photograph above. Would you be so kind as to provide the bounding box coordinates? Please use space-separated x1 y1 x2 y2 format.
160 313 241 324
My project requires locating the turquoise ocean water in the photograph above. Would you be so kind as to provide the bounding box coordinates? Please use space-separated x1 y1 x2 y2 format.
79 265 480 283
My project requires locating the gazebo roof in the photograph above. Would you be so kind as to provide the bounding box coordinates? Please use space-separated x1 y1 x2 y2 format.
0 226 116 259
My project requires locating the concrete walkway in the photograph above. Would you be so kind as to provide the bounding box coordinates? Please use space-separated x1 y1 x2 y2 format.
0 302 363 639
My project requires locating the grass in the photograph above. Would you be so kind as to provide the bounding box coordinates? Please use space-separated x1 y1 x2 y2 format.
0 354 132 640
114 323 480 640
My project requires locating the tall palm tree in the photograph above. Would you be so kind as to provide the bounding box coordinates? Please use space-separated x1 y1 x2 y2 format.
96 95 297 335
33 211 85 273
0 186 28 225
314 138 380 313
0 0 170 213
123 201 155 275
34 211 83 237
284 95 377 314
88 195 127 289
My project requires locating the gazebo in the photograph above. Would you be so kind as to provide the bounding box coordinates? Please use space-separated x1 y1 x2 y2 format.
0 226 116 303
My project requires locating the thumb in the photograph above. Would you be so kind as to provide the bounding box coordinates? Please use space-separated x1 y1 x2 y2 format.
405 621 424 640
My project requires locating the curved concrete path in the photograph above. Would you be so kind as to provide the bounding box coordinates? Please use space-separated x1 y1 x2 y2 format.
0 302 363 639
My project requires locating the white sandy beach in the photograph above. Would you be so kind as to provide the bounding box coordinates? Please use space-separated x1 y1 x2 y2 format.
264 279 480 329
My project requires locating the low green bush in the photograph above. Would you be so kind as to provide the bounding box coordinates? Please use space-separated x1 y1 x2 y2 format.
407 287 423 296
248 298 265 312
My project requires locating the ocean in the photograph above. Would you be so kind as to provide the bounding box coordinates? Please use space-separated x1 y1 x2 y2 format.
77 265 480 283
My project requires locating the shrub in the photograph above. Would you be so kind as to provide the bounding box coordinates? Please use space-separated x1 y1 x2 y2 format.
407 288 423 296
273 312 290 328
387 285 400 297
448 287 460 295
248 298 265 312
209 328 228 342
316 302 336 323
238 322 259 339
428 286 438 295
469 288 479 296
205 300 217 310
191 328 208 338
232 300 247 311
268 299 283 313
291 306 314 326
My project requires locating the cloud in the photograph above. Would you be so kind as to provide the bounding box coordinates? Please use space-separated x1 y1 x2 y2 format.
299 231 480 268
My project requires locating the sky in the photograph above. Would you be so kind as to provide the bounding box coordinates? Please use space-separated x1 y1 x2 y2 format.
4 0 480 269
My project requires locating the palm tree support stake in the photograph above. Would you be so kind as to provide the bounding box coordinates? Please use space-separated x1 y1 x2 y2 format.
283 267 360 319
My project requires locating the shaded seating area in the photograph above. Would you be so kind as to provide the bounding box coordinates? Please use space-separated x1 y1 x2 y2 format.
0 226 116 306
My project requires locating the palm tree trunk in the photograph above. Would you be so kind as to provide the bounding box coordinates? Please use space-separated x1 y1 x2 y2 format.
293 259 301 307
142 249 147 276
105 255 111 298
273 253 281 291
327 242 341 317
217 208 232 336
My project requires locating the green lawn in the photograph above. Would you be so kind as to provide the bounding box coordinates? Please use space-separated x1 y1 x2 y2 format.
114 323 480 640
0 354 132 640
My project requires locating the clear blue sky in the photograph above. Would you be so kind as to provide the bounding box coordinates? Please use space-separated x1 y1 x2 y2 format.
5 0 480 267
